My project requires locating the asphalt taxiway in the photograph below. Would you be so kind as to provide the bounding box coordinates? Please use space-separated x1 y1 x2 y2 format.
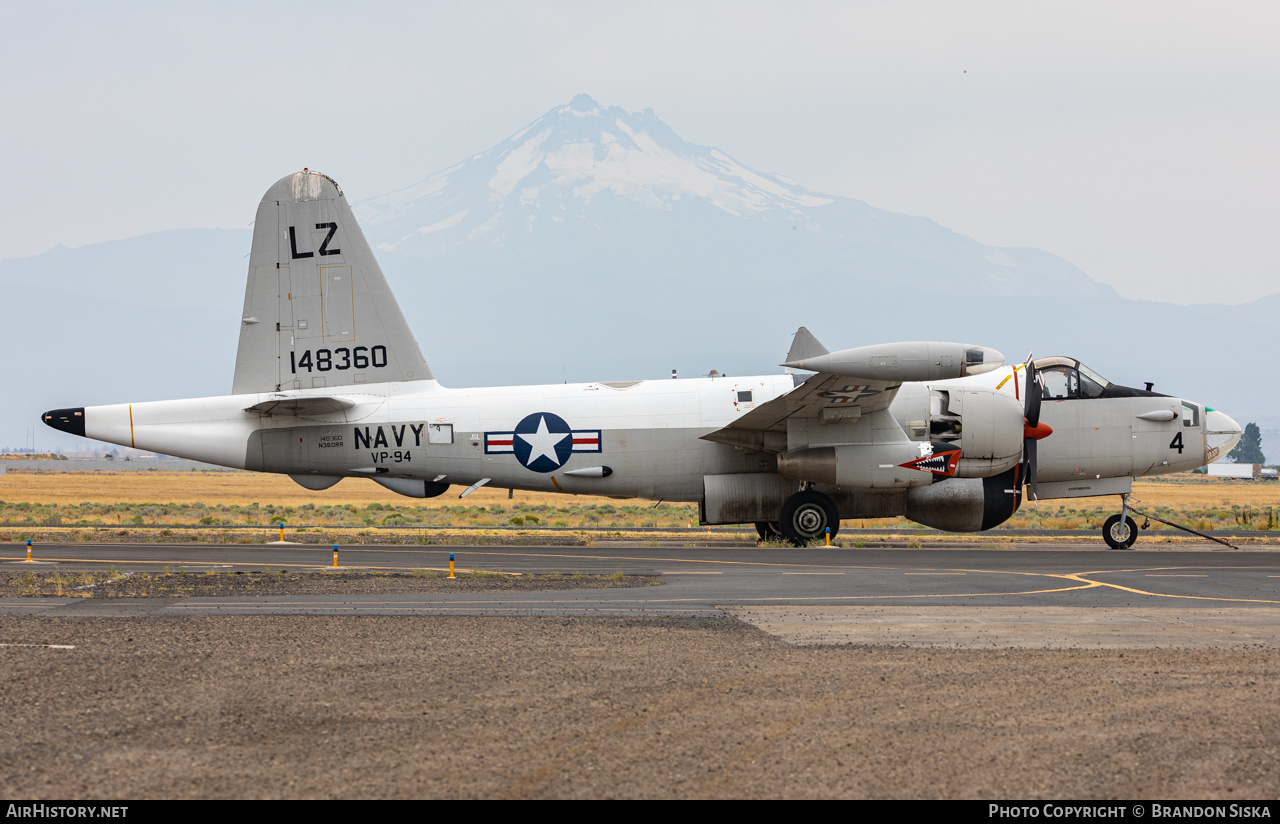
4 541 1280 647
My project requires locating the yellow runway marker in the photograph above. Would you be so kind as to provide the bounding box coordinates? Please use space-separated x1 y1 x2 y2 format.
1060 572 1280 605
719 584 1102 601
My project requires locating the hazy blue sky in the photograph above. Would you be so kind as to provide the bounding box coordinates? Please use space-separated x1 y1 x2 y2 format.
3 1 1277 303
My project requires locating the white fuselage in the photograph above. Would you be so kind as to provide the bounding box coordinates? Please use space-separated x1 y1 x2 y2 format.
83 374 795 501
78 365 1225 504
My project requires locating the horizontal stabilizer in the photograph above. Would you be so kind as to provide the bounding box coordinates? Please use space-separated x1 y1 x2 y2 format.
245 396 356 416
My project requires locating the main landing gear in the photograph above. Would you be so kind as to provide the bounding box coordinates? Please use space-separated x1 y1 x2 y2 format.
754 521 783 542
776 489 840 546
1103 493 1139 550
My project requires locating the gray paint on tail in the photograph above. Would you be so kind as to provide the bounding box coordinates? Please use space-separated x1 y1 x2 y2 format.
233 170 432 394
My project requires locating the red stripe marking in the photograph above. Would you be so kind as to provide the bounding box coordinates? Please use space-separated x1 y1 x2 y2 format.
572 438 598 445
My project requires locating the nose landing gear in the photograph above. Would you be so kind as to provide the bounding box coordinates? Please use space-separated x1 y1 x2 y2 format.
1103 493 1139 549
1103 514 1138 549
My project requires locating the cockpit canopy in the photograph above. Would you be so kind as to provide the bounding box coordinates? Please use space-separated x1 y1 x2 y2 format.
1033 357 1109 399
1032 357 1163 400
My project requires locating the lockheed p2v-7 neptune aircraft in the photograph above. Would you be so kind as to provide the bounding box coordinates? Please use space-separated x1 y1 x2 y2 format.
42 171 1243 548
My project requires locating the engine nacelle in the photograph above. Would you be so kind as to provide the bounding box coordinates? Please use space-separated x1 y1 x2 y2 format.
952 389 1024 476
777 442 938 489
904 469 1023 532
903 387 1023 478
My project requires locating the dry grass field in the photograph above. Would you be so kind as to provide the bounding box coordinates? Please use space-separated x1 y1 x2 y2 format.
0 470 1276 536
5 470 1278 508
0 470 578 507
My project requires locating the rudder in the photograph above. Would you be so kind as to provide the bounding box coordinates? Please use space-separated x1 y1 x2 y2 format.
233 170 431 394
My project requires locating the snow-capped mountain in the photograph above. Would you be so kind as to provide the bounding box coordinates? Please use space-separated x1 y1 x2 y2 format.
358 94 834 248
354 94 1116 306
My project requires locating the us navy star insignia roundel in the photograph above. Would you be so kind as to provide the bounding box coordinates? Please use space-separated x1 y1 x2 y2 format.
483 413 602 472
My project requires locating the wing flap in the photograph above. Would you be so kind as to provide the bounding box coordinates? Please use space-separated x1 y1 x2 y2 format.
701 372 902 449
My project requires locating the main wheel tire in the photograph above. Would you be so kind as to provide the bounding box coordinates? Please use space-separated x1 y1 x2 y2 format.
754 521 783 542
778 491 840 547
1103 514 1139 550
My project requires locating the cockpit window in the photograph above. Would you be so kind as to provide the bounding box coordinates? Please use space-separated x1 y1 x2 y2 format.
1034 357 1112 400
1182 403 1199 427
1077 372 1106 399
1040 366 1076 400
1078 363 1110 390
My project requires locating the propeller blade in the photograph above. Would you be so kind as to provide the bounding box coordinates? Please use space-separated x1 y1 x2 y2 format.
1026 436 1038 501
1025 360 1042 429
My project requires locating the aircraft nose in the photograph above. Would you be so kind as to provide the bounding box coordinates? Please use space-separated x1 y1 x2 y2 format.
1205 409 1242 462
42 407 86 437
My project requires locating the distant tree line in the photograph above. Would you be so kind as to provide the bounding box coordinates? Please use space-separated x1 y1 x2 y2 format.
1228 422 1266 465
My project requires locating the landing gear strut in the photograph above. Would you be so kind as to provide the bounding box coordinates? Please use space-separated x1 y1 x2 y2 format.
754 521 783 542
1103 493 1138 550
778 490 840 547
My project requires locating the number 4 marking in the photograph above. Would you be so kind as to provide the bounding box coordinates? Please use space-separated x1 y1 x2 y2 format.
1170 432 1184 453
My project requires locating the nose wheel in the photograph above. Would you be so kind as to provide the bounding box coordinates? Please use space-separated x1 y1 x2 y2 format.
778 490 840 547
1103 513 1138 549
1103 491 1140 550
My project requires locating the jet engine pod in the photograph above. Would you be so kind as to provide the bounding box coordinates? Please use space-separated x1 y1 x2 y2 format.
784 342 1004 382
777 443 936 489
904 468 1023 532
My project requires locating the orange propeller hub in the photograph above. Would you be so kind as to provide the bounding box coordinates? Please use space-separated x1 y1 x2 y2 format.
1024 420 1053 440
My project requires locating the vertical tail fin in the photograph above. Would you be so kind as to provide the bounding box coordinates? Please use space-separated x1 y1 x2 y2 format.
233 170 431 394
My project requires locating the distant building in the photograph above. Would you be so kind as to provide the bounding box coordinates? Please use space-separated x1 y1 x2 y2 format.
1208 463 1260 480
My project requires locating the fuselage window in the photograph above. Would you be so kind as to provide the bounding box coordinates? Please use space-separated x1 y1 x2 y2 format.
737 391 754 403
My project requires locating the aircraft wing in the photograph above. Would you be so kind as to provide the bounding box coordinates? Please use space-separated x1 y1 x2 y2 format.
244 396 358 417
702 329 1007 452
701 372 902 451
